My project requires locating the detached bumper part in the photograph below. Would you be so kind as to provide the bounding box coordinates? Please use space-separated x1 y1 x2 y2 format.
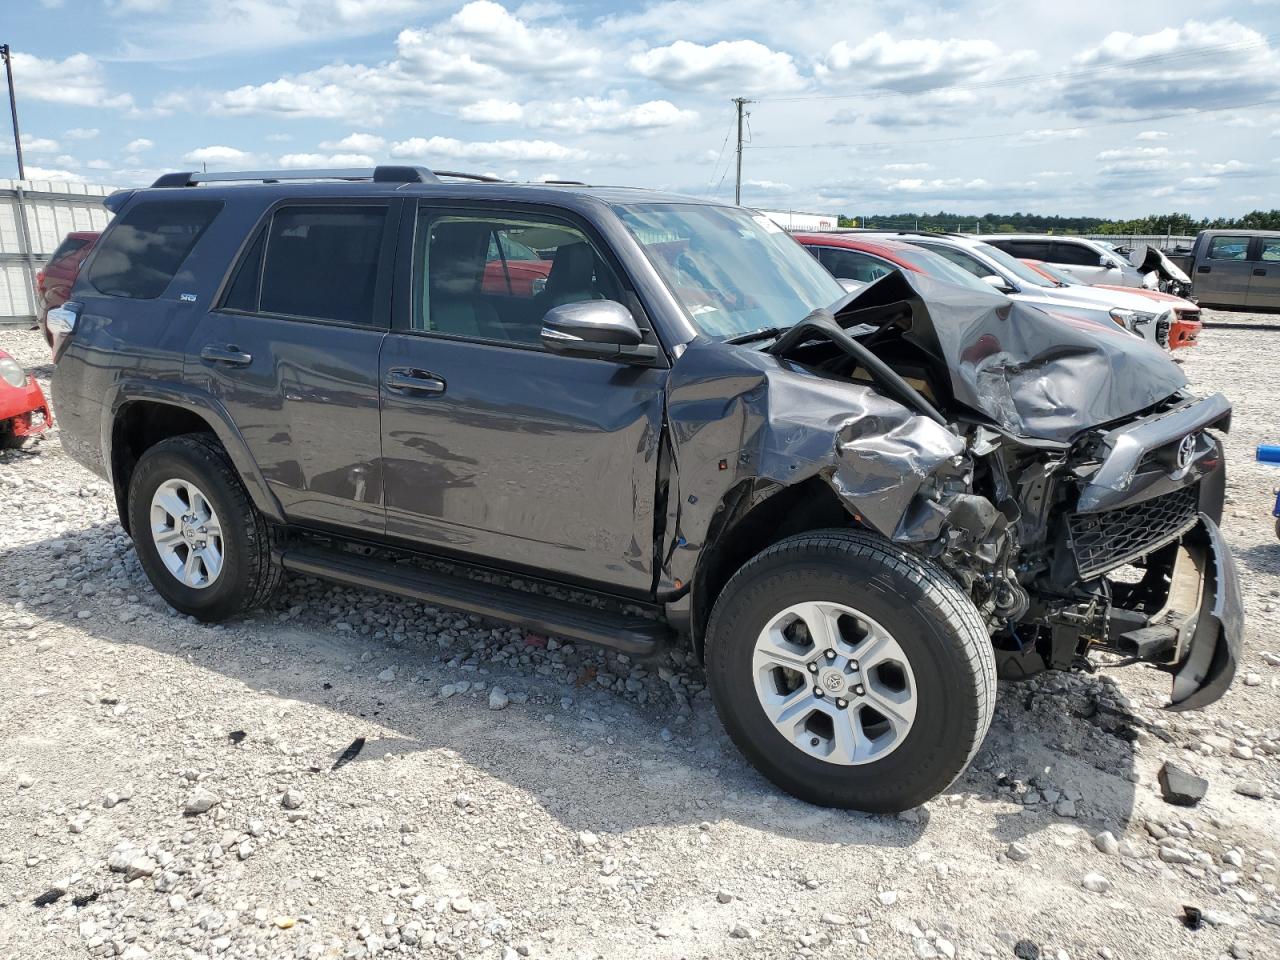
1110 516 1242 710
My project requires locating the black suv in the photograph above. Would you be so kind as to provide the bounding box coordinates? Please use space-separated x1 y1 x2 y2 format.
49 166 1242 812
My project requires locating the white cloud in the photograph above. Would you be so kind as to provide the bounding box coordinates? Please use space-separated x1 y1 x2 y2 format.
182 145 255 166
630 39 803 94
65 128 100 140
818 32 1032 93
210 1 601 122
9 53 134 110
1014 128 1085 144
1136 130 1169 140
87 159 112 170
744 179 791 192
318 133 387 153
1060 18 1280 116
829 88 978 128
125 138 154 153
277 152 377 168
390 135 588 163
882 162 932 172
18 136 61 154
23 166 86 183
460 99 526 124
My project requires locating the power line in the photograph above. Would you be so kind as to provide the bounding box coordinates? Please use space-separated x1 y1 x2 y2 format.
703 112 736 197
760 32 1280 104
745 95 1280 151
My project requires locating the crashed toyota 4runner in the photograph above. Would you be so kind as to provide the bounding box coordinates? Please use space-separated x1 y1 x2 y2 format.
48 167 1242 813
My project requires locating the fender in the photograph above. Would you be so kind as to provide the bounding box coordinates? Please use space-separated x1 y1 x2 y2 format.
103 378 286 525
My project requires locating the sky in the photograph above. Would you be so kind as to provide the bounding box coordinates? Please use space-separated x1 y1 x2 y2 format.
2 0 1278 218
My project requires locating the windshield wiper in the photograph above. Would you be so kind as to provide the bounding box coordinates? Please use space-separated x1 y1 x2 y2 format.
726 326 786 344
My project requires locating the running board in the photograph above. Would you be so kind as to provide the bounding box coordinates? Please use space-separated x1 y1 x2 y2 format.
279 546 669 656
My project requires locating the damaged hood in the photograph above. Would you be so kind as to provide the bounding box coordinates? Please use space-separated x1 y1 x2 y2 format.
829 270 1188 443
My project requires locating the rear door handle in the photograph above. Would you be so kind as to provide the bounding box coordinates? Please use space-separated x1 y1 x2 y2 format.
1197 265 1211 274
385 369 446 395
1254 268 1267 276
200 344 253 366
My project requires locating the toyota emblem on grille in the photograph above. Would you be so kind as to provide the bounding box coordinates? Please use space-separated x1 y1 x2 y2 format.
1176 433 1197 471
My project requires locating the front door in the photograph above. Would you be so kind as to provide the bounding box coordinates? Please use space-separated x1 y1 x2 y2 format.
379 203 668 595
186 200 398 535
1195 235 1254 307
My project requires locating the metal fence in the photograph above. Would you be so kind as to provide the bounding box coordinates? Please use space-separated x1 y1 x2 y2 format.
1 179 117 325
1083 234 1196 251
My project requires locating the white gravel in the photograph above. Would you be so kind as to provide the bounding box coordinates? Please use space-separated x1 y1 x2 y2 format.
1 316 1278 959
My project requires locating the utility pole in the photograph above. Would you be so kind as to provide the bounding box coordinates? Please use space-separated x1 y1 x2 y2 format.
733 97 754 205
1 44 24 180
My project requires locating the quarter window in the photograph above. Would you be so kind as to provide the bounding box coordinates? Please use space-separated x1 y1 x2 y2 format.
1258 238 1280 262
1207 236 1250 261
88 200 222 299
412 211 625 346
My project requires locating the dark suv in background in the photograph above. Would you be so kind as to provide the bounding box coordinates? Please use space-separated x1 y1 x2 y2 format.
49 166 1242 812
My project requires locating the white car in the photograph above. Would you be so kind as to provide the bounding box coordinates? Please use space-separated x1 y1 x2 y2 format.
977 234 1155 288
870 233 1172 349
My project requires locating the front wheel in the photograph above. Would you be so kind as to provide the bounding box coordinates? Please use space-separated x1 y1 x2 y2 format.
705 529 996 812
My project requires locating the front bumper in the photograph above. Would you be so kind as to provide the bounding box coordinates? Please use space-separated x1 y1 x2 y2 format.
1169 315 1201 350
1108 515 1243 711
0 377 52 439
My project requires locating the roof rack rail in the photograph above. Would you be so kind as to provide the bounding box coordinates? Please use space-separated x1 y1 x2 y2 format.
150 165 440 188
432 170 506 183
540 179 588 186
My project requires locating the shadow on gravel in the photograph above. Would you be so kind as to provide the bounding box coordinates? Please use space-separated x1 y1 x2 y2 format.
1 522 1141 847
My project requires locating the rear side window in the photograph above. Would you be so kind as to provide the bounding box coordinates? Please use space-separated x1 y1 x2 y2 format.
47 236 90 266
1207 236 1249 261
255 206 388 325
999 239 1053 261
1051 241 1102 266
815 247 893 283
88 200 222 299
1260 238 1280 262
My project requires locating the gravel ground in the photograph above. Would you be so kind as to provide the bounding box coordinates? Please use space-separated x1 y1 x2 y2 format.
1 314 1278 960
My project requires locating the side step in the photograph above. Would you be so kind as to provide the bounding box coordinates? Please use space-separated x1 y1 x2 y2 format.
279 545 670 656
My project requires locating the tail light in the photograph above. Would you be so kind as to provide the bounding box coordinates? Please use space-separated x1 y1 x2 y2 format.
46 300 82 358
35 269 45 293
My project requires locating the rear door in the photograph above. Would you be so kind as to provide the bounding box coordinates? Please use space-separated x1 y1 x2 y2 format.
185 200 398 535
1246 236 1280 310
1194 234 1253 306
378 201 668 595
1049 240 1110 285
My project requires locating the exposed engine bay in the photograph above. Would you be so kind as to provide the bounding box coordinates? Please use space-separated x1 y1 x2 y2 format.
757 270 1242 710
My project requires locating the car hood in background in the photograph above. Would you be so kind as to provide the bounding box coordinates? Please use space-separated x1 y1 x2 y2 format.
1027 281 1178 314
828 270 1189 443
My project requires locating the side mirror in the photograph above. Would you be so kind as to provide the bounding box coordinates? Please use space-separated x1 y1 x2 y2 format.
1100 256 1117 268
540 300 656 362
981 274 1015 294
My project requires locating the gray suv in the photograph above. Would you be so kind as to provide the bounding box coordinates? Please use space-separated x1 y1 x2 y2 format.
48 166 1242 813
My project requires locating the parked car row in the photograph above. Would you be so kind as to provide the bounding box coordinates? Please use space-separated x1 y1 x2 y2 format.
42 165 1241 814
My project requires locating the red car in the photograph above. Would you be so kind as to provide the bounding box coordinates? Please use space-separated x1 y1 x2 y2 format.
1020 259 1202 350
36 231 99 347
793 232 956 283
481 234 551 297
0 349 52 449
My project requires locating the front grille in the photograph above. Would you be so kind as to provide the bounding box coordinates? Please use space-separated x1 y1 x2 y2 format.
1068 485 1199 579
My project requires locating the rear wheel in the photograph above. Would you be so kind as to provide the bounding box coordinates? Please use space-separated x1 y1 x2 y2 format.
127 434 282 621
705 529 996 812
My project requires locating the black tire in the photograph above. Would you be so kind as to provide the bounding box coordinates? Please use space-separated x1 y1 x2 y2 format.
705 529 996 812
127 433 282 622
1 425 26 450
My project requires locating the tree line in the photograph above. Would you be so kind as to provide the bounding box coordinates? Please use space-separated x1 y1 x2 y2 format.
835 210 1280 234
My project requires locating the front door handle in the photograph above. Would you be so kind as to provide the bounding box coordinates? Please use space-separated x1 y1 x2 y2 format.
200 344 253 366
385 369 446 395
1254 268 1267 277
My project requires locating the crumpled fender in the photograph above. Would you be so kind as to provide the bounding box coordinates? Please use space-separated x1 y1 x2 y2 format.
661 339 964 591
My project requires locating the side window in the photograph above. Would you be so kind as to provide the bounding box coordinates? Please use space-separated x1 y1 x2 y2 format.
1051 241 1102 266
413 210 625 346
88 200 222 299
1002 240 1053 261
1259 238 1280 262
817 247 892 283
253 206 388 325
1207 236 1250 261
919 244 993 278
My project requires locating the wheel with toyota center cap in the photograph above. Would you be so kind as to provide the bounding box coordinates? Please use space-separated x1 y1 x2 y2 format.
127 434 282 622
704 528 996 812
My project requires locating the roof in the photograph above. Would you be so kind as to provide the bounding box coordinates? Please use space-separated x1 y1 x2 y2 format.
793 233 921 253
975 233 1104 245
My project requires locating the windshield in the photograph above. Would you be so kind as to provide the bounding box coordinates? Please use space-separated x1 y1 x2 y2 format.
891 245 1008 295
615 202 847 338
974 241 1057 288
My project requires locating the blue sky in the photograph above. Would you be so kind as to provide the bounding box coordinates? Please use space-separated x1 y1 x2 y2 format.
3 0 1278 217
